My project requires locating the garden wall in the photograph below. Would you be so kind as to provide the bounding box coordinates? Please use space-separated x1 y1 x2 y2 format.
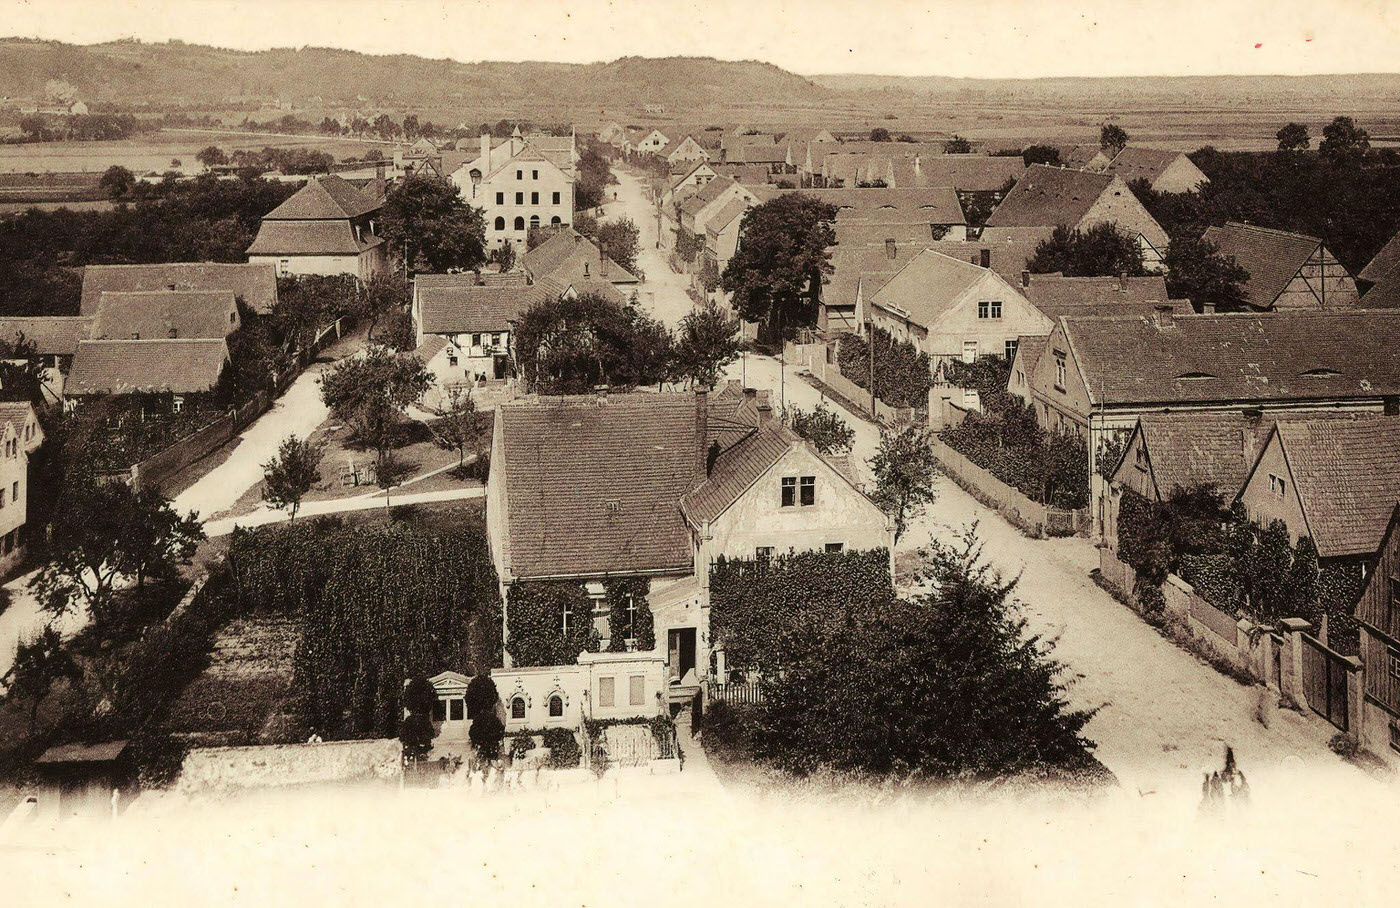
930 436 1087 538
177 738 402 794
130 388 278 491
786 342 915 425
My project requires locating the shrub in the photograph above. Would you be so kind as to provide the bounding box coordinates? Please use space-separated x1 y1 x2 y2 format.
835 327 931 409
510 734 536 761
542 727 581 768
469 711 505 761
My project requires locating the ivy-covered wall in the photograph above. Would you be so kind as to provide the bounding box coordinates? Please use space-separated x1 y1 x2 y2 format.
505 581 600 667
605 577 656 652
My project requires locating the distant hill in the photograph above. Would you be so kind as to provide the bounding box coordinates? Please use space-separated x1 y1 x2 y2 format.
0 39 831 110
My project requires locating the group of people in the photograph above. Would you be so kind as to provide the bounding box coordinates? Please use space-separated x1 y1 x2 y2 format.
1199 746 1250 815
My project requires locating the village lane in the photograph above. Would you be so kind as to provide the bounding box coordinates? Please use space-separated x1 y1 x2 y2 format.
603 166 699 329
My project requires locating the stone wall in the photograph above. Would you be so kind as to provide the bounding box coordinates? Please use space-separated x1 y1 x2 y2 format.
178 738 402 794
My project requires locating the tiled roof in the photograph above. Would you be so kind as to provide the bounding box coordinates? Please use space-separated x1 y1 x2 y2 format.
985 164 1122 229
262 174 381 220
707 197 750 235
1022 274 1182 321
869 249 990 328
1134 412 1259 496
1057 145 1113 169
1059 310 1400 407
681 422 798 526
0 316 93 355
0 401 34 441
497 392 700 579
67 338 229 395
418 282 556 335
824 233 927 307
1013 334 1047 373
1272 416 1400 557
750 186 966 226
93 290 238 340
520 228 638 285
929 228 1055 286
246 220 384 257
1105 147 1193 185
80 262 278 315
889 155 1025 192
1201 222 1335 311
1359 230 1400 284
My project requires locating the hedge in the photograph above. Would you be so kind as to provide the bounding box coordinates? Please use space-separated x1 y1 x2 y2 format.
835 328 931 409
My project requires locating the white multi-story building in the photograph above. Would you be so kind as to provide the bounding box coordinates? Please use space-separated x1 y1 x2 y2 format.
450 129 577 251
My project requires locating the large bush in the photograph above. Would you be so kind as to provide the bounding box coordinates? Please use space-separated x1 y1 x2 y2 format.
835 327 931 409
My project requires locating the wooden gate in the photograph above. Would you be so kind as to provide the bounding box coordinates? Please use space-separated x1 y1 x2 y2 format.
1301 633 1350 731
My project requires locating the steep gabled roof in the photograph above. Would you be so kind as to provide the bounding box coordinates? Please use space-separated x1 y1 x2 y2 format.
0 316 93 356
1131 412 1259 498
824 232 927 307
984 164 1119 229
927 228 1055 287
246 220 385 257
418 282 556 335
1105 147 1203 187
1359 230 1400 285
262 174 381 220
681 422 799 526
80 262 278 315
1201 222 1340 311
750 186 966 226
707 197 750 235
93 290 238 340
868 249 994 327
67 338 229 395
519 228 637 285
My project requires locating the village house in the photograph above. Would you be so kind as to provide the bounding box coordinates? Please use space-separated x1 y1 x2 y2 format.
626 128 670 156
1201 222 1359 311
924 229 1055 288
449 130 576 251
1357 229 1400 309
520 227 640 290
813 151 1024 195
1020 272 1179 320
657 134 709 167
90 291 240 340
79 262 279 316
751 186 969 242
0 316 94 403
675 176 760 242
66 338 231 400
1103 146 1210 194
1025 309 1400 537
486 386 889 698
660 161 718 210
701 197 749 288
1353 503 1400 762
983 164 1170 271
819 228 928 332
1057 144 1116 171
0 400 44 574
1235 415 1400 562
246 174 388 281
860 248 1052 371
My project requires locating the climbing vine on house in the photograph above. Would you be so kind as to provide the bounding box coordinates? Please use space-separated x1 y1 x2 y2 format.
505 581 600 667
605 577 655 652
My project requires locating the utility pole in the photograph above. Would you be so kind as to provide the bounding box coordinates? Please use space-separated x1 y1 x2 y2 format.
866 319 876 419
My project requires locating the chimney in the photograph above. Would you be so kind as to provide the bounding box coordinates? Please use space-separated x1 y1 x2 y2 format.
1201 302 1216 314
885 238 896 260
1242 408 1263 457
706 440 721 476
1153 305 1175 329
756 399 773 427
480 132 490 166
1021 270 1030 289
694 388 709 479
742 387 760 428
979 248 991 269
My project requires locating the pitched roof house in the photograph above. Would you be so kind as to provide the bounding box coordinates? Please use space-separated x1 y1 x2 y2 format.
1104 147 1209 194
1358 230 1400 309
91 291 240 341
245 175 388 282
0 399 43 573
1019 273 1181 321
520 228 639 287
750 186 967 239
983 164 1169 270
80 262 279 315
659 134 709 166
66 338 230 396
820 229 928 332
1201 222 1358 311
449 132 576 250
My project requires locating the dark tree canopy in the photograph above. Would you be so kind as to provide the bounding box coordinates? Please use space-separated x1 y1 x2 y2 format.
1163 236 1250 312
943 135 972 154
513 292 672 393
380 173 487 273
1022 144 1062 167
1275 122 1310 154
1099 123 1129 153
596 217 641 275
869 127 891 142
720 193 838 343
673 303 741 389
1026 223 1146 278
1319 116 1370 165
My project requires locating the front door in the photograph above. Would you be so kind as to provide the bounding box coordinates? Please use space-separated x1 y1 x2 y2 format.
668 628 697 682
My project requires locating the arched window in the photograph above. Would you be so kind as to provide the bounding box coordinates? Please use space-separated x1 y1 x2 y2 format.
494 216 505 231
548 694 564 718
513 216 525 231
529 215 540 230
550 216 561 226
511 696 526 720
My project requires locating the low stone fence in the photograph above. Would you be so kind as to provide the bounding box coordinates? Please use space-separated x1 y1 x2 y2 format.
124 387 279 491
930 436 1087 538
177 738 403 794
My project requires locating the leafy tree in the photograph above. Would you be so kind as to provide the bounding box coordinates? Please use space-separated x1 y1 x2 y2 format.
373 113 400 140
262 435 324 522
3 625 79 734
429 386 480 472
271 274 357 351
1276 123 1310 154
786 404 855 455
1023 144 1062 167
197 145 229 168
31 477 204 624
514 292 673 393
673 303 740 388
698 257 721 293
596 217 640 275
470 710 505 762
0 333 46 404
870 425 937 545
869 127 891 142
319 345 433 468
489 241 516 272
1163 236 1250 312
1099 123 1129 154
401 114 420 140
99 165 135 199
399 674 438 759
1027 223 1146 278
356 273 413 344
1319 116 1369 165
944 135 972 154
380 173 487 274
465 672 500 718
721 193 837 343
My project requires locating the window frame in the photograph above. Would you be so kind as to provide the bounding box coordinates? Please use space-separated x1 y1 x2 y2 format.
510 696 527 720
629 675 645 706
799 475 816 506
1004 339 1018 361
780 476 796 507
598 676 615 708
825 542 844 554
1053 350 1067 391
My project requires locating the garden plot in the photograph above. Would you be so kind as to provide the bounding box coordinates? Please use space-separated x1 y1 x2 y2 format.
164 615 300 747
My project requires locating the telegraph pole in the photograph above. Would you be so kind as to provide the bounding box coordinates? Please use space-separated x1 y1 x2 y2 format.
866 319 876 419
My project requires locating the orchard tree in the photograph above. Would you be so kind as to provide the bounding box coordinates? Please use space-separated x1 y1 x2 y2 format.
596 217 641 275
673 303 740 388
319 345 433 468
786 404 855 455
262 435 325 522
1163 236 1250 312
380 173 487 273
1027 223 1145 278
99 165 135 199
357 273 412 343
197 145 229 168
1099 122 1129 154
1319 116 1369 165
944 135 972 154
1276 122 1310 154
3 625 78 734
870 425 938 545
429 386 481 472
721 193 838 343
514 292 673 393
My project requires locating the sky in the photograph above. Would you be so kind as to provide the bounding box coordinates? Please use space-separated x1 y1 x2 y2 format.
2 0 1399 79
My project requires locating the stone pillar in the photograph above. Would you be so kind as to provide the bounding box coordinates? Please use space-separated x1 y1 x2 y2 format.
1344 655 1364 740
1279 617 1311 711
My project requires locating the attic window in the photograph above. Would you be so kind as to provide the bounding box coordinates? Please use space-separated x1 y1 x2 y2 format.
1175 372 1216 380
605 498 621 513
1301 368 1342 378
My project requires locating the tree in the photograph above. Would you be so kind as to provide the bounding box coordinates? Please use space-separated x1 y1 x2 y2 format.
262 435 324 522
786 404 855 455
944 135 972 154
489 241 516 272
1163 236 1250 312
1099 123 1129 154
373 113 400 140
399 674 438 760
0 333 46 404
319 346 433 468
673 303 740 388
1023 144 1062 167
197 145 229 168
469 710 505 762
31 477 203 624
380 174 487 273
429 386 480 472
1027 223 1146 278
357 273 412 343
721 193 838 343
3 625 79 734
465 671 500 718
1319 116 1369 165
596 217 640 275
870 425 937 545
401 114 420 140
99 165 135 199
1276 122 1310 154
869 127 891 142
514 292 673 393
